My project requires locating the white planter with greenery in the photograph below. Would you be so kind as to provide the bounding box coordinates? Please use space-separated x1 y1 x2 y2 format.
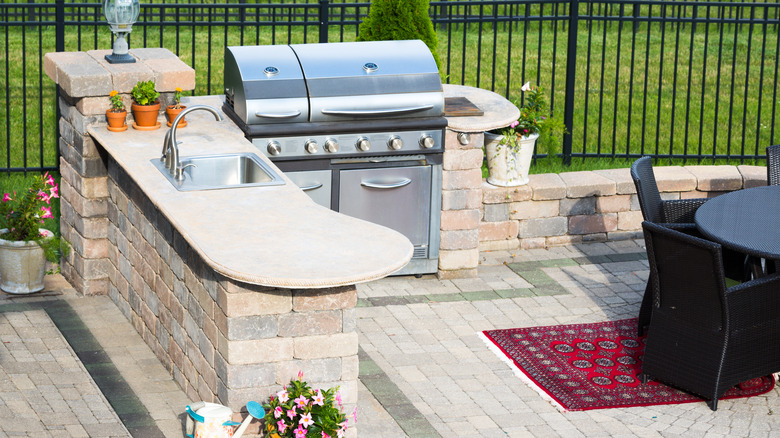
0 228 53 294
485 132 538 186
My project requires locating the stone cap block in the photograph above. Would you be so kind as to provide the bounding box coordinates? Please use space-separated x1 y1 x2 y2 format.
528 173 566 200
88 50 154 94
653 166 696 192
684 165 743 191
144 57 196 92
593 168 636 194
559 171 616 198
44 51 94 84
53 55 113 98
737 165 768 188
482 181 532 203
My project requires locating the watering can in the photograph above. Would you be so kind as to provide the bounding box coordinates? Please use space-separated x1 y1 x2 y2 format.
185 401 265 438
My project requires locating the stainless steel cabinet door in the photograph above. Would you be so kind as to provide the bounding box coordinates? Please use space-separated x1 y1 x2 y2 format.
284 170 332 209
338 166 431 246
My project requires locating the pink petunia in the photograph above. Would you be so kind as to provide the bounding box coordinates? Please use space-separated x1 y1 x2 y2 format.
44 172 55 187
294 425 307 438
277 420 288 434
299 412 314 428
335 391 342 407
37 191 51 204
510 121 519 129
521 81 532 92
312 389 324 406
294 395 308 409
353 406 357 423
286 407 297 420
50 184 59 199
322 432 331 438
40 206 53 219
2 193 10 202
297 370 304 381
274 406 283 419
277 389 289 403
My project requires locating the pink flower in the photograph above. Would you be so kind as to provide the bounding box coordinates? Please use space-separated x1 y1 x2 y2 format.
43 172 55 187
2 193 10 202
335 391 342 407
294 425 307 438
299 412 314 428
322 432 331 438
297 370 304 381
277 420 288 434
286 407 297 420
37 191 51 204
40 206 53 219
352 406 357 423
277 389 289 403
312 389 324 406
294 395 308 409
521 81 532 92
510 121 519 129
50 184 59 199
274 406 283 419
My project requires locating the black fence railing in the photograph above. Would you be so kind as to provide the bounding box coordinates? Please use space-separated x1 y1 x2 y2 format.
1 0 779 173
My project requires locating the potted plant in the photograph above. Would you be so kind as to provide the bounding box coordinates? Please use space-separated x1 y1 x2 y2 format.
165 87 187 128
0 173 68 294
106 90 127 132
263 371 355 438
130 79 161 129
485 82 566 186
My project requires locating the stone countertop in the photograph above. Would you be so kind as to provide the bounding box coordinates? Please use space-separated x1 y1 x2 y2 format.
88 96 413 288
444 84 520 133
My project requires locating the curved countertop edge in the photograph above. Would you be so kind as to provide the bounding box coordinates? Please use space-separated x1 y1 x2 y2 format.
88 96 414 289
444 84 520 133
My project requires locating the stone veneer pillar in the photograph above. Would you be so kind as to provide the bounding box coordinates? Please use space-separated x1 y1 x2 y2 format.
438 129 485 279
44 48 195 295
45 49 359 434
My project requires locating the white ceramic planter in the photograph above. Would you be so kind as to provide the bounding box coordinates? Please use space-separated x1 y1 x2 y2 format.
485 132 539 187
0 228 52 294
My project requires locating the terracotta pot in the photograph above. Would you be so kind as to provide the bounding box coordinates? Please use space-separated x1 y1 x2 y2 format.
131 101 161 127
106 109 127 130
166 105 187 127
0 228 53 294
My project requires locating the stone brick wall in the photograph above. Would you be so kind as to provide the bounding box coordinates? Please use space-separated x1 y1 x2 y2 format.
479 164 768 250
105 158 358 424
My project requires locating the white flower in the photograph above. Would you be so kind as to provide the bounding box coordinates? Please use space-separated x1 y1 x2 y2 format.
521 82 532 92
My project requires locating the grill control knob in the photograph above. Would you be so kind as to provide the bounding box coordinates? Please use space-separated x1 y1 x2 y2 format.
419 135 435 149
387 136 403 150
267 141 281 156
305 140 319 154
356 137 371 151
324 138 339 153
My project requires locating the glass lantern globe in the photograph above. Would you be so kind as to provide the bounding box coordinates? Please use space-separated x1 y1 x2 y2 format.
103 0 141 64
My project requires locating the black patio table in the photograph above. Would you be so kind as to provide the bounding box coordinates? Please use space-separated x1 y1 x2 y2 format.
694 185 780 263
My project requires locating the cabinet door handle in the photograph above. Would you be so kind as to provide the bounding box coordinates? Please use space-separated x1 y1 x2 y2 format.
360 178 412 189
255 110 301 119
321 105 433 117
299 182 323 191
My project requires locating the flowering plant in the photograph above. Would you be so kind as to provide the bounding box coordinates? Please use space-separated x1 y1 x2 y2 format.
172 87 183 109
0 173 66 264
263 372 355 438
131 80 159 106
109 90 125 112
497 81 566 155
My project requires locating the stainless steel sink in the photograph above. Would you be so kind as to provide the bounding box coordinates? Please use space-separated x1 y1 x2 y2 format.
152 153 285 191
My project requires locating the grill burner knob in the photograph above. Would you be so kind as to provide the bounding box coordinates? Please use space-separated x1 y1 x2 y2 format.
305 140 319 154
356 137 371 151
419 135 435 149
324 138 339 153
387 136 403 150
267 141 282 156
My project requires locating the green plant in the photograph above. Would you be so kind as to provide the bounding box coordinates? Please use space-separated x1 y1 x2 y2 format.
108 90 125 112
357 0 441 70
263 372 354 438
497 82 566 155
131 80 160 106
0 172 68 265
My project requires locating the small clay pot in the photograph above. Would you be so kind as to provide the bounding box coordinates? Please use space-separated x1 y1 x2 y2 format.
106 109 127 131
166 105 187 127
131 101 161 127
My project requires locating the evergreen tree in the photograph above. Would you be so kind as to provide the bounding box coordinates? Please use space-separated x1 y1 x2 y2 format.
358 0 441 70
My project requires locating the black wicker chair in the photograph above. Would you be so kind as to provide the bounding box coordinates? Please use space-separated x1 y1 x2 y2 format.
767 144 780 186
639 221 780 411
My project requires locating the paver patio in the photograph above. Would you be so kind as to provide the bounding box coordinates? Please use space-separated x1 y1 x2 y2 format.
2 239 779 437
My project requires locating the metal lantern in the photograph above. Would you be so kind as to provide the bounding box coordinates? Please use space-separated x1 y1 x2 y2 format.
103 0 140 64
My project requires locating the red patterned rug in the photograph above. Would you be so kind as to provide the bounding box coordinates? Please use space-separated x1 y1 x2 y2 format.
482 318 775 411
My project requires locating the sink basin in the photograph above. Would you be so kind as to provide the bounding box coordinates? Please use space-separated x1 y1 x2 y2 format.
152 153 285 191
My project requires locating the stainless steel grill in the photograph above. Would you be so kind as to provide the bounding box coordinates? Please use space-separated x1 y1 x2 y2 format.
223 40 445 276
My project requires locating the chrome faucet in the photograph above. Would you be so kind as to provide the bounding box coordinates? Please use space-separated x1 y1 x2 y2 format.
161 104 223 180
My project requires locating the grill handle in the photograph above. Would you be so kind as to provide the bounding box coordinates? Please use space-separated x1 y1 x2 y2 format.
321 105 433 117
255 110 301 119
360 178 412 189
299 182 323 192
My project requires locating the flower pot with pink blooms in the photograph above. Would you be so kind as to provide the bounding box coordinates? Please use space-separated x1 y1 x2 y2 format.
263 371 356 438
0 173 69 294
485 81 567 187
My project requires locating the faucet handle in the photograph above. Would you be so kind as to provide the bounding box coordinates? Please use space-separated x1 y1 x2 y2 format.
174 163 197 181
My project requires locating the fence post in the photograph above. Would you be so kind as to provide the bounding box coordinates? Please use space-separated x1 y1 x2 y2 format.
55 0 65 52
562 0 579 166
319 0 329 43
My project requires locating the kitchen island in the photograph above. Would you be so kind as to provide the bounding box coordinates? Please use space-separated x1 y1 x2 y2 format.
45 49 411 431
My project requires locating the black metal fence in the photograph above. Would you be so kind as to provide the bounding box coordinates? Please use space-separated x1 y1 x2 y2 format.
1 0 779 173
